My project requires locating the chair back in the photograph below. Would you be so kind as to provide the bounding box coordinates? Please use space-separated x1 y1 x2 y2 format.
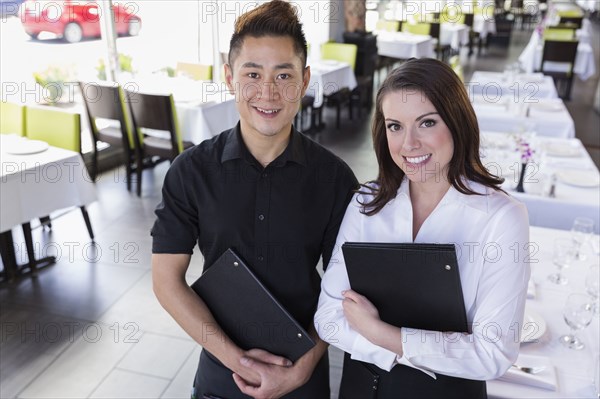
124 90 183 154
0 101 26 136
78 82 134 149
376 20 400 32
429 22 441 39
176 62 213 81
449 55 464 82
463 13 475 28
321 42 358 71
558 16 583 29
543 27 575 41
25 107 81 152
541 40 578 74
402 22 431 36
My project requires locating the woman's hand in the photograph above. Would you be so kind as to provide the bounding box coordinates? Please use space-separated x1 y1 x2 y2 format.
342 289 381 340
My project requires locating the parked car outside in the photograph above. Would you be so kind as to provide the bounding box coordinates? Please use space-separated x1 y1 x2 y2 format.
20 0 141 43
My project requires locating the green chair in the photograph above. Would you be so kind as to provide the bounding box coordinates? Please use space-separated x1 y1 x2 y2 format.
376 20 401 32
402 22 431 35
24 106 94 240
543 28 576 41
557 9 584 18
124 90 194 196
79 81 137 188
320 43 359 129
0 101 26 136
449 55 464 82
321 42 358 71
175 62 213 81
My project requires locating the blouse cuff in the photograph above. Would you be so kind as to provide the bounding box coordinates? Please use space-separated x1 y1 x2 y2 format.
350 333 397 371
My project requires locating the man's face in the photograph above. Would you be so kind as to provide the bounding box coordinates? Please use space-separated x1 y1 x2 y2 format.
225 35 310 140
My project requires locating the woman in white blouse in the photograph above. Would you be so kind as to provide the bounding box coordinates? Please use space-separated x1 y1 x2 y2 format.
314 58 530 398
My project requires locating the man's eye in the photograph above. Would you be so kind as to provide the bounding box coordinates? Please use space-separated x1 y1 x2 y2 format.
278 73 290 80
248 72 259 79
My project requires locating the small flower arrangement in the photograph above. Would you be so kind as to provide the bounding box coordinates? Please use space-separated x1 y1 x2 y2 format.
515 135 535 163
96 53 135 81
33 65 76 104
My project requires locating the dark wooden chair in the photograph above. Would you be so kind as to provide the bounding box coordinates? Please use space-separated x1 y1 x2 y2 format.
538 40 579 100
79 82 135 189
124 90 194 196
429 22 451 62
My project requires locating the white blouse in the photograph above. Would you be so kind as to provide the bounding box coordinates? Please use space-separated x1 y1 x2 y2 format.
314 179 530 380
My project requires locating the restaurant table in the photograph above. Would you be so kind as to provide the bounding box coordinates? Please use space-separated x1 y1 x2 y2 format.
472 95 575 138
306 60 358 108
480 132 600 232
473 13 496 39
518 30 596 81
376 31 436 60
440 22 471 50
469 71 559 99
488 226 599 398
0 135 97 278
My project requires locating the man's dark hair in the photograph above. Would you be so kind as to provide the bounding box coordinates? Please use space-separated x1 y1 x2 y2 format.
228 0 308 69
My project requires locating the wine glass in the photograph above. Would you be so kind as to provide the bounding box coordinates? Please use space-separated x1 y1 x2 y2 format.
585 265 600 316
548 238 574 285
571 217 594 261
560 293 594 350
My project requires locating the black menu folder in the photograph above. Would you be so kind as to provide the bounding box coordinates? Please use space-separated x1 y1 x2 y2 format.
190 249 315 362
342 242 469 333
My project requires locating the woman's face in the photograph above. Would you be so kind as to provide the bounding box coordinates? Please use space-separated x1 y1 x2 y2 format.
382 89 454 187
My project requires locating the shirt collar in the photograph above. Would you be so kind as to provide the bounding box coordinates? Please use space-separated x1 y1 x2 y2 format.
396 177 491 213
220 122 307 167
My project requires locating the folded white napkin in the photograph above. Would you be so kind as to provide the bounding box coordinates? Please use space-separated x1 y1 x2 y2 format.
497 354 557 391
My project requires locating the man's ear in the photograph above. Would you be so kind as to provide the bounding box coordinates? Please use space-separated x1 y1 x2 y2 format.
224 63 234 91
301 65 311 97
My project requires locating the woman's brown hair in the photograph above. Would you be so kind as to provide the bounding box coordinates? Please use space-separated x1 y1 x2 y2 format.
361 58 504 215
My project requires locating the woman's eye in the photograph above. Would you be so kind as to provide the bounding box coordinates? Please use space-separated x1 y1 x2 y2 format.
421 119 436 128
386 123 400 132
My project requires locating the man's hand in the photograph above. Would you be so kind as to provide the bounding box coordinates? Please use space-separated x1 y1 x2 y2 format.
232 354 307 399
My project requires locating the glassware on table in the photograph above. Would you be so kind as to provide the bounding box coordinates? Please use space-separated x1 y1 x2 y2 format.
560 293 594 350
549 238 574 285
571 217 594 261
585 265 600 316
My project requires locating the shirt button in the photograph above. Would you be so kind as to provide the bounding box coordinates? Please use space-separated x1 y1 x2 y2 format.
258 214 265 221
262 173 268 178
258 256 264 261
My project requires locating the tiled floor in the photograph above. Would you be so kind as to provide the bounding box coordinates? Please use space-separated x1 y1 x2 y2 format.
1 21 599 399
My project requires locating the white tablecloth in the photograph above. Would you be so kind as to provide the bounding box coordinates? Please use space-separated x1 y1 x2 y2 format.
473 96 575 138
518 31 597 81
376 31 436 60
469 71 559 99
306 60 358 108
474 14 496 38
488 226 600 398
0 136 97 233
480 132 600 232
440 23 470 50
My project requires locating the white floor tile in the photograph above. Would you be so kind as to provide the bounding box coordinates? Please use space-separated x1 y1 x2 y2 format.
160 347 201 399
117 333 196 379
89 369 169 399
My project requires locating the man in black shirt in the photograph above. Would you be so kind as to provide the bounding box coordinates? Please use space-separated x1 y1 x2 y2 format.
151 1 358 398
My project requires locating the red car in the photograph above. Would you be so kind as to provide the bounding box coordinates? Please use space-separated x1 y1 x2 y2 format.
20 0 141 43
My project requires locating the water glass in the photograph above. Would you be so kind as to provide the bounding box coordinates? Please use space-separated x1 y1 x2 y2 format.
586 265 600 316
572 217 594 261
560 293 594 350
549 238 574 285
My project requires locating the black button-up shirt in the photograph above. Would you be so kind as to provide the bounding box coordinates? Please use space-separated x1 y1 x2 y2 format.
151 123 358 328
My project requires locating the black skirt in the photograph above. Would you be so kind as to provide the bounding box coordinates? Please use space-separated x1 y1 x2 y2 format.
193 349 330 399
339 353 487 399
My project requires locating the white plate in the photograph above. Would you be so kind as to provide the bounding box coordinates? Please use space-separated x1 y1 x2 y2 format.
521 309 547 343
4 140 49 155
544 143 581 157
556 170 600 187
529 102 563 112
